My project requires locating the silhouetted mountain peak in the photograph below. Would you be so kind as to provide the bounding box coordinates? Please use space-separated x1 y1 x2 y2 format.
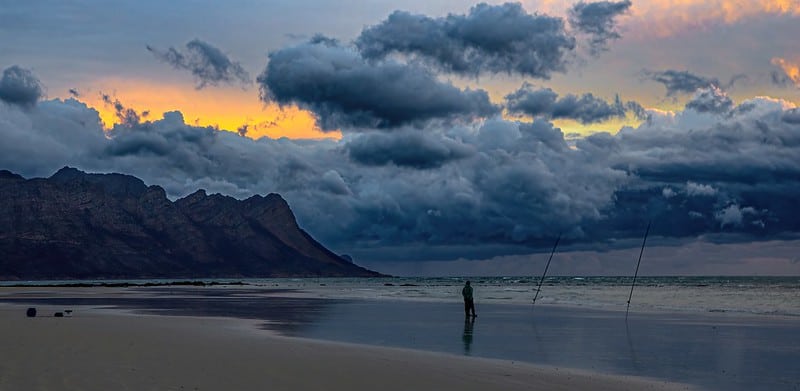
0 168 383 279
0 170 24 181
50 166 148 198
49 166 83 180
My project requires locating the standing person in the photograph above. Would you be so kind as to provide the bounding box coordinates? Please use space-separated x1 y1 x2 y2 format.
462 280 477 317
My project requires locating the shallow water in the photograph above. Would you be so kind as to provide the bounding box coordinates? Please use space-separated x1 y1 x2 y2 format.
283 300 800 391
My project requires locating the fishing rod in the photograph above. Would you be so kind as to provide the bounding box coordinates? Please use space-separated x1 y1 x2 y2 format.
626 222 651 319
533 234 561 307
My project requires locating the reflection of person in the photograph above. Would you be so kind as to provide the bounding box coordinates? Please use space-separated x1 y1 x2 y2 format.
462 281 477 317
462 316 475 354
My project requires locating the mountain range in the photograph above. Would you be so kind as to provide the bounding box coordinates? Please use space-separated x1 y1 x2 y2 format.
0 167 382 280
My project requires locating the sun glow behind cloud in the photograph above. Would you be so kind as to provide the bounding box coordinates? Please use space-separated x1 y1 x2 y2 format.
67 78 339 140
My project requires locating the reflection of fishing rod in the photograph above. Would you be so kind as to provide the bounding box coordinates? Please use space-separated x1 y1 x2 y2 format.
626 222 651 319
533 234 561 307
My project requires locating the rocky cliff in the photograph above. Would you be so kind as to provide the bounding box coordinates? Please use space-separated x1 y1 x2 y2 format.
0 167 381 279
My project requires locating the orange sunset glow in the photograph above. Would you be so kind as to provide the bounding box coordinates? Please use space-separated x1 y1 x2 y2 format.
533 0 800 38
772 57 800 88
73 78 340 140
626 0 800 37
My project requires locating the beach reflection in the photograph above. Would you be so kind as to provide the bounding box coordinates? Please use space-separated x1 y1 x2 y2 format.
0 287 338 335
462 317 475 355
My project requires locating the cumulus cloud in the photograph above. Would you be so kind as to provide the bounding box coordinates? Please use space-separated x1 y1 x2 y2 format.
258 40 499 130
0 98 105 176
686 181 717 197
592 96 800 239
504 83 643 124
319 170 351 195
355 2 575 78
345 130 475 169
642 69 724 96
0 65 44 107
568 0 632 54
684 86 733 114
1 89 799 263
715 204 744 227
783 108 800 124
147 39 251 89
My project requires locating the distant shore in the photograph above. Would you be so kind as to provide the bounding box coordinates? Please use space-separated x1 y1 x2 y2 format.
0 287 693 391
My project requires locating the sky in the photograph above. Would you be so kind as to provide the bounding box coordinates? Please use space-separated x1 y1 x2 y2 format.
1 0 799 276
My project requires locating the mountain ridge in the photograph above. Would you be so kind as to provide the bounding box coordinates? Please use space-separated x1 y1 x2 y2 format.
0 167 383 279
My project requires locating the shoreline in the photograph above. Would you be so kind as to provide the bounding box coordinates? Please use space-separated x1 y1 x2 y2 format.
0 301 695 391
2 275 797 318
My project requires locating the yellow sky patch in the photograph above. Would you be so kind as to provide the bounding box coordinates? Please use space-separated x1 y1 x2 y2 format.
64 78 340 140
554 117 640 137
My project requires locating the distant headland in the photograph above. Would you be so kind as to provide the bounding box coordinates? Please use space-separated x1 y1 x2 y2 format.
0 167 383 280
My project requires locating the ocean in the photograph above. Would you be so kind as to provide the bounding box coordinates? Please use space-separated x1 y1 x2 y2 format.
6 276 797 316
245 276 800 317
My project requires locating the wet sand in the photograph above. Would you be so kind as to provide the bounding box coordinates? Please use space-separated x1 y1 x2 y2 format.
0 304 690 391
0 286 694 391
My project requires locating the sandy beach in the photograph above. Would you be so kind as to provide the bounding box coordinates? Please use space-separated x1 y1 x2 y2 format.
0 298 693 391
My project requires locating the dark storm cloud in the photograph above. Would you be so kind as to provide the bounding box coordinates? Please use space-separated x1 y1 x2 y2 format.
568 0 632 54
504 83 642 123
585 98 800 241
2 92 799 263
147 39 251 89
258 41 499 130
771 70 792 87
0 65 44 107
684 86 733 114
0 97 106 176
308 34 340 46
643 69 721 96
101 93 142 126
345 130 475 169
355 2 576 78
783 108 800 124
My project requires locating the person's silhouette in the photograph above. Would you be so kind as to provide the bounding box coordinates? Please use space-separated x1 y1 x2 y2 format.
462 280 477 317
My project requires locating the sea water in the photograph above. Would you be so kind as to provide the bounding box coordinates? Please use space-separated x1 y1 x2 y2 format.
4 276 799 317
243 276 800 318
